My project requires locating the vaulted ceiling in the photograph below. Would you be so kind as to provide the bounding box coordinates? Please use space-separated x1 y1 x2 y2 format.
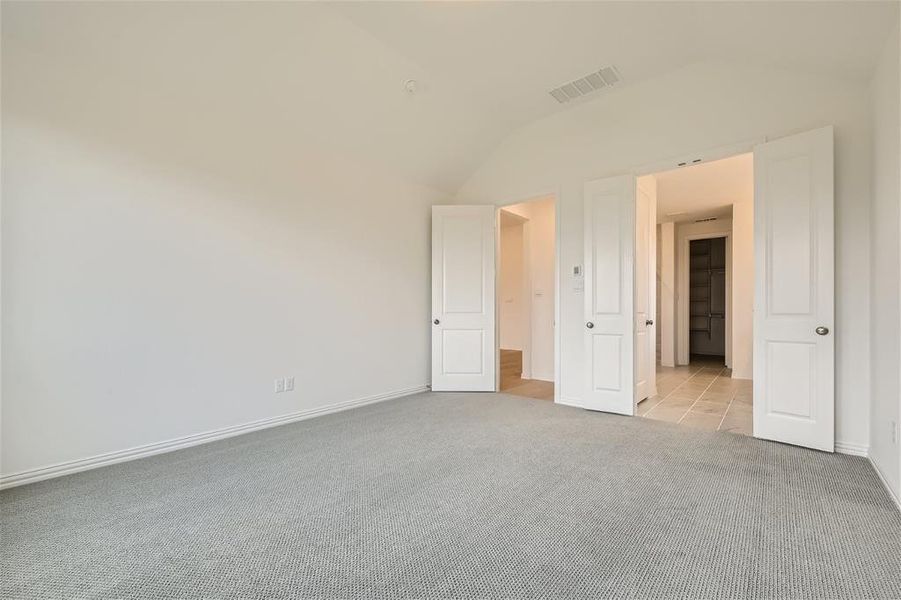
5 1 897 194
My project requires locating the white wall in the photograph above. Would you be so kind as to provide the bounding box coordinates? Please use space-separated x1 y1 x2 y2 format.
455 59 873 450
1 10 447 479
731 173 755 381
499 220 526 351
869 24 900 500
503 197 556 382
658 223 676 367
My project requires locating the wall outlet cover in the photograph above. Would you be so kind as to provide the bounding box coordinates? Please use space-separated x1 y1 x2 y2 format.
285 376 295 392
275 378 285 393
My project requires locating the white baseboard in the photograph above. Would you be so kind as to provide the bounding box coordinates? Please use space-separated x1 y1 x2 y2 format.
0 384 428 490
835 441 869 457
869 456 901 512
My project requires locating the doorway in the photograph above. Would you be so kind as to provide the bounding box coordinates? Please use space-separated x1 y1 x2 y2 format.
689 237 727 360
497 196 556 401
634 153 754 436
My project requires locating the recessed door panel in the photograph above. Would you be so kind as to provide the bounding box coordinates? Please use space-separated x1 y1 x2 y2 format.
767 155 814 317
766 341 815 419
442 216 485 314
592 335 623 392
442 330 484 375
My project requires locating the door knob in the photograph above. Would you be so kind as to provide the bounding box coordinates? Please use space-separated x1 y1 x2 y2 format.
433 319 440 325
646 319 654 326
586 322 594 329
815 326 829 336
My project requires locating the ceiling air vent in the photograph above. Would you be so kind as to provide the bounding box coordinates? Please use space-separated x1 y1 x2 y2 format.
549 66 621 104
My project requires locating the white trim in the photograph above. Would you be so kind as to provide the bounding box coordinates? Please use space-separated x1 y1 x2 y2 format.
869 456 901 512
553 192 562 404
494 191 562 404
0 385 428 490
632 137 763 177
677 229 733 367
834 441 869 457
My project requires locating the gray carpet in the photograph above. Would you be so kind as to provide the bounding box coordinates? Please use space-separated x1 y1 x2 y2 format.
2 392 901 599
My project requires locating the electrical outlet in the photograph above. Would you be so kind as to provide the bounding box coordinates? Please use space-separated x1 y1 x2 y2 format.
285 376 295 392
892 420 898 445
274 378 285 393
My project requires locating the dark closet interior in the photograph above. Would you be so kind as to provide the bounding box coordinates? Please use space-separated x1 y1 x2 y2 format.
689 237 726 358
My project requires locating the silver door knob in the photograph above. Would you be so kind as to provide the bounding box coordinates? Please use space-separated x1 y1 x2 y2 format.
646 319 654 326
433 319 440 325
815 326 829 336
586 322 594 329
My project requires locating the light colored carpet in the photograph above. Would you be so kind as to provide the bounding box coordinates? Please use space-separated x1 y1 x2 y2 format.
2 391 901 599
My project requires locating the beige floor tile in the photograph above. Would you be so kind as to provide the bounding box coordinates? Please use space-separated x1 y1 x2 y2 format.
720 424 752 436
681 381 713 392
720 407 753 431
698 395 732 406
726 402 753 415
644 361 751 437
680 412 723 431
719 417 753 436
637 397 663 416
645 405 688 423
666 390 700 401
657 396 696 409
691 400 729 416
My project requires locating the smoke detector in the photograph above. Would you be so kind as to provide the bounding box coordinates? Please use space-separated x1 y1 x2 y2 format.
549 66 621 103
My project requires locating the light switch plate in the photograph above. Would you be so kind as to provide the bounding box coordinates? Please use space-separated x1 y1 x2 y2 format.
285 376 295 392
275 378 285 393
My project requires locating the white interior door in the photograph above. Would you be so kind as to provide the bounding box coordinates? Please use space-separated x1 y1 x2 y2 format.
583 175 635 415
431 205 496 392
635 178 657 403
753 126 834 451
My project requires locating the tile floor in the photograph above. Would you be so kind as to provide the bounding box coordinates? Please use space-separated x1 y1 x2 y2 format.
638 356 753 436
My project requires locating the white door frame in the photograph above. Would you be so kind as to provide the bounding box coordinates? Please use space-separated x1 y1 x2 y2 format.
631 139 762 406
677 230 732 369
495 193 561 401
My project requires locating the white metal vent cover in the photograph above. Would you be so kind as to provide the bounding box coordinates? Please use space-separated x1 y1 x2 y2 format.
549 66 621 103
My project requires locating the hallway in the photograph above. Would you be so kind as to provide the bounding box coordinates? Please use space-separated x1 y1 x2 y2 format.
499 349 554 401
638 358 753 436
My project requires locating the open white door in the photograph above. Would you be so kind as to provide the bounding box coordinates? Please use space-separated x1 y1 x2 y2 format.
635 177 657 403
431 205 496 392
753 126 834 452
584 175 635 415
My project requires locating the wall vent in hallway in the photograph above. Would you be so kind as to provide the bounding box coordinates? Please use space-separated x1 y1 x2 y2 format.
549 66 621 103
